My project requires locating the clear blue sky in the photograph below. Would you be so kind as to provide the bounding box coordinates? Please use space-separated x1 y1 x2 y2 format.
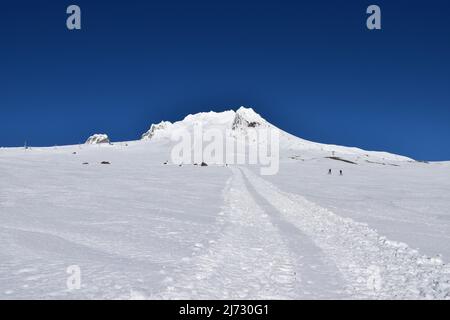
1 0 449 160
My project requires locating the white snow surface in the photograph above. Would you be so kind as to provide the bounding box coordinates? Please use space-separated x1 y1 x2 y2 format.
1 107 449 299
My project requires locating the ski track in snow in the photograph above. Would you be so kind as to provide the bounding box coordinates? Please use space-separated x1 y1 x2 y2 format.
154 170 300 299
154 168 350 299
240 167 450 299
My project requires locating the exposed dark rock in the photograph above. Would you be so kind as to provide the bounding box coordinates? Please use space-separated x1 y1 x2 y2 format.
326 157 357 165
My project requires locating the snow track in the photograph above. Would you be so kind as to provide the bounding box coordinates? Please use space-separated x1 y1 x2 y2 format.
157 168 349 299
240 167 450 299
156 166 450 299
156 169 299 299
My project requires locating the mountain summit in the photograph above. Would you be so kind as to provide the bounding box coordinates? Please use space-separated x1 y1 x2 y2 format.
141 107 265 141
139 107 410 162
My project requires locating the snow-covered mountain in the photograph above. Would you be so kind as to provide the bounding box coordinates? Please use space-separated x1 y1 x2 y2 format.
0 107 449 300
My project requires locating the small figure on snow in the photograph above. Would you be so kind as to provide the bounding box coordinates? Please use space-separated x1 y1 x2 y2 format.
340 170 343 176
328 169 332 175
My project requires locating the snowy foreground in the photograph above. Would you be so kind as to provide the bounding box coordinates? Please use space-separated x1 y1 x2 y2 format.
1 108 450 299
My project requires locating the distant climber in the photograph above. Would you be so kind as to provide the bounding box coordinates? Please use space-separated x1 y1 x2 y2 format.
340 170 343 176
328 169 332 175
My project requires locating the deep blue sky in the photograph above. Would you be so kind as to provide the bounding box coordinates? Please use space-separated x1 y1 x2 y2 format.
1 0 449 160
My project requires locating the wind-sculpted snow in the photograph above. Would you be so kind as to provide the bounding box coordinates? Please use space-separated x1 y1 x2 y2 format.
240 168 450 299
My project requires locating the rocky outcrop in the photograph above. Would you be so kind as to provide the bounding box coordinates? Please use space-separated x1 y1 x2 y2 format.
85 134 110 144
141 121 173 140
231 107 264 131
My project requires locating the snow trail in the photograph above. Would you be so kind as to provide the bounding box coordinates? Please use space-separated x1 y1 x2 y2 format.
241 167 450 299
240 171 348 298
155 168 300 299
